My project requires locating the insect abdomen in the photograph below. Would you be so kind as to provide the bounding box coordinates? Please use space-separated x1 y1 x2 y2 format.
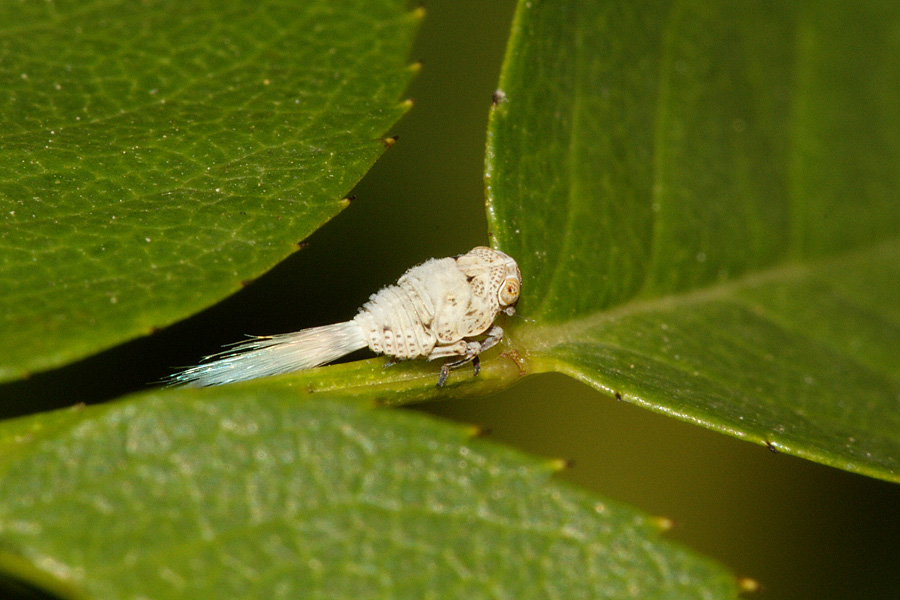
354 282 436 360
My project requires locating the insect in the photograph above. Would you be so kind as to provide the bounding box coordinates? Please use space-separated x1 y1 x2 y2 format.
169 246 522 387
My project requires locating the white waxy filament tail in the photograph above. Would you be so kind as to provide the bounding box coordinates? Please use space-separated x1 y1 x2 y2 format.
170 321 366 387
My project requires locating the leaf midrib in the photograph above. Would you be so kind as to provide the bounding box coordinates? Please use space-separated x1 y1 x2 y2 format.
519 238 900 354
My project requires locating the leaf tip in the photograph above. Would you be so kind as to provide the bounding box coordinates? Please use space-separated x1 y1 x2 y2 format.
650 515 675 532
737 577 762 594
545 457 573 472
464 424 489 438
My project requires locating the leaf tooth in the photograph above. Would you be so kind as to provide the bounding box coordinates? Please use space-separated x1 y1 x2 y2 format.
462 423 487 439
650 515 675 532
409 6 426 21
737 577 762 593
543 457 573 473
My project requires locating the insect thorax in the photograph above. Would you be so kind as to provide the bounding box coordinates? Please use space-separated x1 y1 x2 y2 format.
352 252 511 361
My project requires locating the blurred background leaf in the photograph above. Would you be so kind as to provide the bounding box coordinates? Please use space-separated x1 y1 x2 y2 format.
0 388 739 599
485 0 900 482
0 0 418 381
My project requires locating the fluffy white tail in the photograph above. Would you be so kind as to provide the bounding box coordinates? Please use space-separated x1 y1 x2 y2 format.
169 321 367 387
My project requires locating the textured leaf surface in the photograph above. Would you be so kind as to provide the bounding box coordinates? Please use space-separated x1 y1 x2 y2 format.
0 388 738 599
0 0 418 381
485 0 900 481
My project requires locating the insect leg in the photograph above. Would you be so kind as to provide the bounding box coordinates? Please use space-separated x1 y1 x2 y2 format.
478 325 504 354
435 341 482 387
438 363 452 387
427 340 470 360
432 325 508 386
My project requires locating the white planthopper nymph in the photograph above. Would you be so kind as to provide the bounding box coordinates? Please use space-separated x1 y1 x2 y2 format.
169 246 522 387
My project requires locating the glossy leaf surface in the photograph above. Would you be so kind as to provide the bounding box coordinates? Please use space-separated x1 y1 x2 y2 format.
0 388 739 599
485 0 900 481
0 0 418 380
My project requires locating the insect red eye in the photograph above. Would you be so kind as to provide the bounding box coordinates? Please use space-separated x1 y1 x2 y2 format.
498 277 520 305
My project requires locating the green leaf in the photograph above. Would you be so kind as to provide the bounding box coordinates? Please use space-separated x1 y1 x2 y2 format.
0 0 419 382
485 0 900 481
0 388 739 599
